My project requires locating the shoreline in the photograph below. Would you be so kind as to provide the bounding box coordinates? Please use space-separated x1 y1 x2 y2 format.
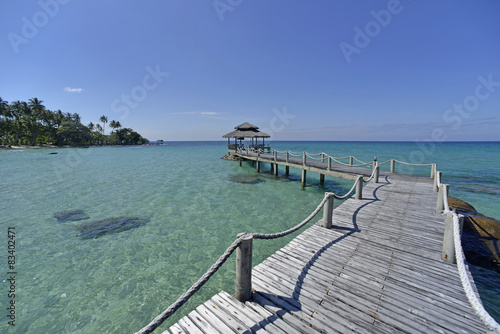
0 144 148 150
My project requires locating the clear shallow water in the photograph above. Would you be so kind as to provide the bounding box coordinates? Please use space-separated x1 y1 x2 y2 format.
0 141 499 333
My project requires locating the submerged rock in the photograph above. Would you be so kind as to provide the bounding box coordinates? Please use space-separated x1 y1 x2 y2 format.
228 174 263 184
221 154 241 161
77 216 149 239
449 196 500 272
54 209 90 222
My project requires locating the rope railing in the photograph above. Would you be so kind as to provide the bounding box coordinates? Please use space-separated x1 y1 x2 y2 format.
451 212 500 333
136 169 376 333
135 237 244 334
435 169 500 333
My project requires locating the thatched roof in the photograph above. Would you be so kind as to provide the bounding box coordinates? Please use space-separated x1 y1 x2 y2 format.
234 122 259 130
222 122 270 138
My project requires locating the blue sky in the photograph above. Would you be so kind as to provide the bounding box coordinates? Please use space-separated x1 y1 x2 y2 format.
1 0 499 141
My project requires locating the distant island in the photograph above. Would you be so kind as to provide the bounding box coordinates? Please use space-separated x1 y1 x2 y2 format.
0 97 148 147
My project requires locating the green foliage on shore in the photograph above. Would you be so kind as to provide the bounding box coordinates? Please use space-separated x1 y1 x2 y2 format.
0 97 149 147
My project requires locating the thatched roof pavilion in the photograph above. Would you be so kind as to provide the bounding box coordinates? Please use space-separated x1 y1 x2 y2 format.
223 122 270 153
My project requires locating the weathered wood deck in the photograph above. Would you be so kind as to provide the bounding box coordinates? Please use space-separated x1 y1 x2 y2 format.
167 171 489 333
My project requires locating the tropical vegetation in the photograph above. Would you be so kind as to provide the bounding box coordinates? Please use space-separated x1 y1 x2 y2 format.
0 97 149 147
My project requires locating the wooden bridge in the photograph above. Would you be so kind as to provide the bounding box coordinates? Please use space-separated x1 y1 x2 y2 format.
137 150 499 334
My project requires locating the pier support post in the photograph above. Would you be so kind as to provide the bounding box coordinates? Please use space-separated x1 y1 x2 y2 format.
270 163 274 173
322 194 333 228
301 169 307 188
286 151 289 163
239 158 242 167
303 152 306 166
434 171 441 192
235 233 253 302
285 166 289 176
355 175 363 200
274 163 278 176
327 157 331 170
374 165 379 183
256 161 260 173
320 174 325 186
436 183 449 213
390 159 395 173
442 213 464 263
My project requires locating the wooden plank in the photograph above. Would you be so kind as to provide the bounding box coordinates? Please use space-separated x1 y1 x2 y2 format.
216 291 286 334
168 170 489 333
166 323 186 334
186 309 220 334
176 316 205 334
195 304 241 333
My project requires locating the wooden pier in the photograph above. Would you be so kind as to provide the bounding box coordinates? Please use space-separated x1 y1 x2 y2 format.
137 149 498 334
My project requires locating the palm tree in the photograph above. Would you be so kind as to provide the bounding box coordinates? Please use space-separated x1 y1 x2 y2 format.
109 120 122 132
95 123 103 145
99 115 108 135
27 98 45 145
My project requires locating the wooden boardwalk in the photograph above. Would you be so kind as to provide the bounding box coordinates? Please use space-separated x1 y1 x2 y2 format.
166 163 489 333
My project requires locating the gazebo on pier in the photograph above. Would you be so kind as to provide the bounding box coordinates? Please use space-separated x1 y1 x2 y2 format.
223 122 271 153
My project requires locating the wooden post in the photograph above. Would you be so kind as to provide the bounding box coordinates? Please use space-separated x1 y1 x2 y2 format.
274 163 278 176
301 169 307 188
285 166 289 176
286 151 289 163
373 156 377 171
321 153 325 163
235 233 253 302
374 165 379 183
303 152 306 165
322 194 333 228
270 163 274 173
434 171 441 192
431 164 436 179
239 158 242 167
436 183 449 213
355 175 363 200
441 213 463 263
390 159 395 173
256 161 260 173
349 156 353 165
320 174 325 186
327 157 331 170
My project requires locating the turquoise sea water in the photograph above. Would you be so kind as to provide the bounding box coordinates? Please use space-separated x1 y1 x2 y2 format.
1 141 499 333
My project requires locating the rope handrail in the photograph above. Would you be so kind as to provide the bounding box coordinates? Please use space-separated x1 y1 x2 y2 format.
352 156 366 164
362 163 378 184
305 153 324 161
136 237 244 334
136 170 377 333
435 169 499 332
252 194 331 239
330 158 373 167
377 159 392 166
393 159 434 167
452 212 500 333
